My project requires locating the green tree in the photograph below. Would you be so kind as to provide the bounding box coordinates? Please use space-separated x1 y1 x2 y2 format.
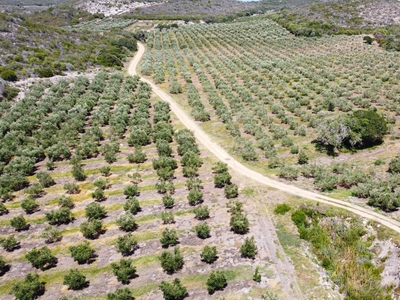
224 183 238 199
162 194 175 208
100 166 111 177
212 162 228 174
58 195 74 208
72 164 86 181
0 235 19 251
36 171 55 187
11 273 45 300
187 188 203 205
162 211 175 224
159 278 187 300
388 157 400 174
41 225 61 243
69 241 95 264
214 172 231 188
117 213 138 232
193 205 210 220
206 270 227 294
274 204 291 215
0 202 8 215
160 228 179 248
253 267 262 283
111 258 137 284
230 213 249 234
45 207 73 225
80 219 103 239
160 246 184 274
124 197 141 214
124 184 139 197
200 245 218 263
0 255 6 274
64 182 80 194
107 287 134 300
298 151 309 165
116 233 138 256
85 202 106 220
351 110 388 146
92 188 105 201
195 223 210 239
21 197 39 214
240 236 257 258
63 269 87 290
25 246 56 270
10 215 28 231
291 210 307 228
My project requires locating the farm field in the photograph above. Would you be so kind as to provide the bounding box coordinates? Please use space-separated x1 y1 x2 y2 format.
141 16 400 214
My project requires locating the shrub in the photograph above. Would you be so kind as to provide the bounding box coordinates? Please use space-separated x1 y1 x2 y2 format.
278 166 298 180
12 273 45 300
124 197 141 214
162 194 174 208
159 278 187 300
25 246 56 270
206 270 227 294
240 236 257 258
107 287 134 300
111 258 137 284
72 164 86 181
214 172 231 188
36 171 55 188
41 225 61 243
298 151 309 165
227 200 243 214
64 269 87 290
160 246 184 274
80 219 103 239
253 267 261 283
363 36 374 44
69 241 95 264
124 184 139 197
388 157 400 174
85 202 106 220
193 205 210 220
24 184 44 197
161 211 175 224
291 210 307 228
46 207 73 225
212 162 228 174
116 233 138 256
0 255 6 274
37 68 54 78
274 204 291 215
224 183 238 199
185 177 202 190
58 195 74 208
195 223 210 239
230 213 249 234
64 182 80 194
0 202 7 215
1 68 17 81
200 245 218 263
92 188 105 201
100 166 111 177
0 235 19 251
127 147 147 163
10 215 28 231
160 228 179 248
117 213 138 232
21 197 39 214
187 188 203 205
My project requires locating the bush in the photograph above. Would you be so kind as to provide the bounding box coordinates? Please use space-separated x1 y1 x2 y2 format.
124 184 139 197
363 36 374 44
12 273 45 300
64 269 87 290
160 228 179 248
46 207 73 225
206 270 227 294
193 205 210 220
41 225 61 243
58 195 74 208
224 183 238 199
116 233 138 256
37 68 54 78
291 210 307 228
230 213 249 234
253 267 261 283
187 188 203 205
100 166 111 177
0 235 19 251
10 215 28 231
212 162 228 174
107 287 134 300
214 172 231 188
92 188 105 201
111 258 137 284
159 278 187 300
80 219 103 239
388 157 400 174
85 202 106 220
278 166 298 180
160 246 184 274
72 164 86 181
162 194 174 208
0 255 6 274
0 202 8 215
240 236 257 258
21 197 39 214
161 211 175 224
69 241 95 264
117 213 138 232
274 204 291 215
36 171 55 188
200 245 218 263
1 68 17 81
298 151 309 165
64 182 80 194
195 223 210 239
25 246 56 270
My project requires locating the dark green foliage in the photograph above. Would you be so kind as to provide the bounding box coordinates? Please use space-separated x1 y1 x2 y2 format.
69 241 95 264
160 228 179 247
40 225 61 243
0 235 19 251
124 197 141 214
351 110 387 146
240 236 257 258
37 68 54 78
100 166 111 177
388 157 400 174
162 194 175 208
11 273 45 300
36 171 55 187
127 147 147 163
116 233 138 256
124 184 139 197
85 202 106 220
24 184 44 198
117 213 138 232
274 204 291 215
224 183 238 199
291 210 307 228
253 267 261 283
80 219 103 239
159 278 187 300
25 246 56 270
63 269 87 290
64 182 80 194
1 68 17 81
111 258 137 284
187 188 203 205
46 207 73 225
195 222 210 239
0 255 6 274
206 270 227 294
57 195 74 208
298 151 309 165
230 213 249 234
92 188 105 201
156 140 172 157
200 245 218 263
160 246 184 274
72 164 86 181
363 36 374 44
193 205 210 220
107 287 134 300
21 196 39 214
214 172 231 188
212 162 228 174
0 202 8 215
10 215 28 231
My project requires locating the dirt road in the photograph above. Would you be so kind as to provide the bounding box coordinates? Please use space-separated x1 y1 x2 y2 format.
128 42 400 235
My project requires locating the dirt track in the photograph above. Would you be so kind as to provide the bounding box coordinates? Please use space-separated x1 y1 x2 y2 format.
128 42 400 235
